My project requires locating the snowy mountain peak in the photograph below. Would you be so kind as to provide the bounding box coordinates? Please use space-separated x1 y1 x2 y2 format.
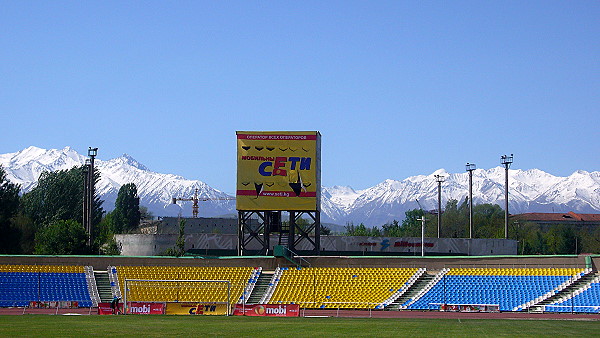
0 147 233 218
0 146 598 226
431 168 449 176
110 154 149 171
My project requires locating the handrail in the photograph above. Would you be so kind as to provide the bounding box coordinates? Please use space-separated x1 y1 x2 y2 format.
281 246 312 268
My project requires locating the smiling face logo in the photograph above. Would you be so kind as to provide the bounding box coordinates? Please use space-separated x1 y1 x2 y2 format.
254 305 265 315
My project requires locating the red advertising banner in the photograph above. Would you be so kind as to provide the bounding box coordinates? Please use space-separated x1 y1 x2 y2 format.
97 302 124 315
127 302 165 315
98 302 164 315
29 301 79 309
233 304 300 317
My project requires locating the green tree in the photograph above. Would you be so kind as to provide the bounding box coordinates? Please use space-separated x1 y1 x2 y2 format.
400 209 425 237
95 212 121 255
521 223 546 254
545 224 578 254
382 220 402 237
21 166 104 253
344 222 381 236
164 219 186 257
579 226 600 254
21 166 104 227
0 165 21 253
139 206 153 220
10 213 36 254
441 198 468 238
112 183 141 233
34 219 89 255
473 203 504 238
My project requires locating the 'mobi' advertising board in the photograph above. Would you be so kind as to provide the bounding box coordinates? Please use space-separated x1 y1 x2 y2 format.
97 302 124 315
127 302 165 314
233 304 300 317
165 302 229 315
236 131 321 211
99 302 163 315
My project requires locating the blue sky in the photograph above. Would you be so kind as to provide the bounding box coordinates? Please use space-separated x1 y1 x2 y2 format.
1 1 598 195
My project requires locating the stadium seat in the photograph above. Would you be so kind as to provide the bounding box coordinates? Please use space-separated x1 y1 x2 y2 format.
406 268 584 311
267 267 420 309
115 266 258 305
0 265 93 307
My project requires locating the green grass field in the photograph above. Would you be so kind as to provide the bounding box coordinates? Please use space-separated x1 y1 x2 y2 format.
0 315 598 337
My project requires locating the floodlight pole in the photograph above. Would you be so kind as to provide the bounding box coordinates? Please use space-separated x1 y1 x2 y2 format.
501 154 513 239
465 163 476 239
85 147 98 246
434 174 445 238
417 216 426 256
82 161 89 246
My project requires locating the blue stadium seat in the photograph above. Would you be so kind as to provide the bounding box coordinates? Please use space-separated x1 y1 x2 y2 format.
0 270 92 307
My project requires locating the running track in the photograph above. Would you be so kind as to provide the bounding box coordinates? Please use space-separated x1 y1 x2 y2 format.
0 307 598 320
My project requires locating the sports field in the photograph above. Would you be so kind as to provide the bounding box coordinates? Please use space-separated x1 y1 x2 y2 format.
0 315 598 337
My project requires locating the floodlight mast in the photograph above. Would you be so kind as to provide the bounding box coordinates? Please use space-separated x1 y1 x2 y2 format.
501 154 513 239
434 174 445 238
84 147 98 246
465 163 476 239
417 216 426 257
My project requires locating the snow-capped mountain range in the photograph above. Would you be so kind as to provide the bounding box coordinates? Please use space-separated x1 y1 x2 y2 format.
1 146 599 227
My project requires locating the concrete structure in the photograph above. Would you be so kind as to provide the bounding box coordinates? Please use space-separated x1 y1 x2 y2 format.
512 212 600 229
155 217 239 234
115 233 517 257
0 254 594 272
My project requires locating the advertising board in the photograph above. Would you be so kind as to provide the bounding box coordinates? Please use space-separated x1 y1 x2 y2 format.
126 302 165 315
439 304 500 313
233 304 300 317
236 131 321 211
165 302 228 315
29 301 79 309
97 302 124 315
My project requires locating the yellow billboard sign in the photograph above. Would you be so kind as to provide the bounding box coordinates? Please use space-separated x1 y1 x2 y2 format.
236 131 321 211
165 302 228 315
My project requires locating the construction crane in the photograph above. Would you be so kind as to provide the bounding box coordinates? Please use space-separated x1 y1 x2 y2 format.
172 188 235 218
416 199 437 215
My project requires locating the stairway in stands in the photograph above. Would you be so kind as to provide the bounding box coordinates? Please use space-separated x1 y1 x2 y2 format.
94 270 114 303
246 271 274 304
388 272 436 310
531 270 599 312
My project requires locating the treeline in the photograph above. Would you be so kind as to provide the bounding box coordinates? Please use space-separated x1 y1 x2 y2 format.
344 198 600 254
0 164 144 255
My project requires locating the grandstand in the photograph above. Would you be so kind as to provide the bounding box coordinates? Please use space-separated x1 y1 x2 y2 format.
0 264 95 307
544 275 600 313
113 266 259 304
0 255 598 314
403 267 588 311
264 267 421 309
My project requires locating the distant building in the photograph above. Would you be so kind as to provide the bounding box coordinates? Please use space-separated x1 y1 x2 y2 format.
512 212 600 229
140 217 241 235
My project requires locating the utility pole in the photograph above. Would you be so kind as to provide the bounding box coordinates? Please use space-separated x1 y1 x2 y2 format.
465 163 476 239
434 174 445 238
501 154 513 239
